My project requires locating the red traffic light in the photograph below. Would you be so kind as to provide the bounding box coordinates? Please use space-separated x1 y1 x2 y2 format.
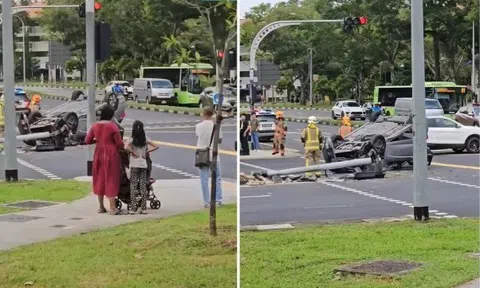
359 16 368 25
94 2 102 10
217 50 224 58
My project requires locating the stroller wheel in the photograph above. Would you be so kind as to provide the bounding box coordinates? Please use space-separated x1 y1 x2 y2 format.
150 200 161 210
115 199 122 210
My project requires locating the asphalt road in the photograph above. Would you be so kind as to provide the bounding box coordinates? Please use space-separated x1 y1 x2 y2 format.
1 96 237 184
240 121 480 226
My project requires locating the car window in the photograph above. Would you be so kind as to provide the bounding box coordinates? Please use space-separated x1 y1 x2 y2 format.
471 106 479 115
433 118 457 128
425 100 442 109
427 118 437 128
343 102 360 107
151 80 172 88
257 115 276 122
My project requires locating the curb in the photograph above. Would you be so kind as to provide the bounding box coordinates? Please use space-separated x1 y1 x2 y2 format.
21 84 94 90
284 117 361 128
27 93 205 117
240 105 330 112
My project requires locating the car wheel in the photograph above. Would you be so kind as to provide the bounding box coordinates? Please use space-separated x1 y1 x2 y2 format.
63 112 79 134
361 117 366 121
369 135 387 157
331 111 337 120
465 136 480 153
452 148 464 153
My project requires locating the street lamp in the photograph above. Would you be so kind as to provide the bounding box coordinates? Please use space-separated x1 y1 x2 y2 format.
13 15 26 84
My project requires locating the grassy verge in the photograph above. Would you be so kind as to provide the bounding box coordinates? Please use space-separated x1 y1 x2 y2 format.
241 218 480 288
128 101 204 114
0 180 91 215
241 103 332 110
0 204 237 288
23 81 96 88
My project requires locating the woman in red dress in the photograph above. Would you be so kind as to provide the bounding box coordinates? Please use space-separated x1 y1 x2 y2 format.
85 105 124 215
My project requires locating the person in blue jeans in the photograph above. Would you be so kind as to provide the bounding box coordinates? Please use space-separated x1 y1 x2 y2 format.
195 107 223 208
249 112 260 151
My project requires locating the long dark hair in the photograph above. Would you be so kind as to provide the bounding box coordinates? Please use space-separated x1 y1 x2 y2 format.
131 120 146 147
100 105 114 121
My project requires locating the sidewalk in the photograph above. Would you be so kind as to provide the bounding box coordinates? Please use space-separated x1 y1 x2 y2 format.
0 178 236 251
456 278 480 288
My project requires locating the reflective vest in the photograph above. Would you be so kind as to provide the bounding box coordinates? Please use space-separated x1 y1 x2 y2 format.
338 125 352 138
0 100 4 128
275 120 286 137
304 125 320 151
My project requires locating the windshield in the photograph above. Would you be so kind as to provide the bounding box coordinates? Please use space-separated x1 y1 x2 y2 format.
343 102 360 107
257 115 276 122
151 80 172 89
473 106 480 115
425 100 442 109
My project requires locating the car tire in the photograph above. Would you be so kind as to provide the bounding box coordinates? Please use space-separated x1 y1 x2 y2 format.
452 148 464 153
331 111 337 120
63 112 79 134
369 135 387 157
361 117 366 121
71 90 84 101
465 135 480 153
330 134 344 148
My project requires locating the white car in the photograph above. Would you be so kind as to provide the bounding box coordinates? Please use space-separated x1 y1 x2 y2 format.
427 116 480 153
104 81 133 99
331 100 366 120
253 109 276 140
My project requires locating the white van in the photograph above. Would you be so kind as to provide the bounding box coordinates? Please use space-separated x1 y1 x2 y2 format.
133 78 175 105
394 98 444 117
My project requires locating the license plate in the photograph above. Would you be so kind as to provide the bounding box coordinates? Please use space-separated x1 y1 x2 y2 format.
262 124 272 128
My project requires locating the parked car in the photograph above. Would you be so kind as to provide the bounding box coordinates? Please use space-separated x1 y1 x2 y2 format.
245 109 276 141
394 98 444 117
104 80 133 100
426 116 480 153
133 78 175 105
331 100 366 120
0 88 33 114
455 103 480 127
199 86 236 110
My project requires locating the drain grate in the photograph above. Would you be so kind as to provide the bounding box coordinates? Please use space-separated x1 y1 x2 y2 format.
4 200 60 209
0 214 44 223
335 260 423 277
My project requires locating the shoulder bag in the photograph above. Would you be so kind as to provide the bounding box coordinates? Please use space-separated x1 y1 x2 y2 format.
195 124 216 168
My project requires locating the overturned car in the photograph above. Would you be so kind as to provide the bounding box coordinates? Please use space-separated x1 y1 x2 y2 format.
17 90 126 151
324 115 433 170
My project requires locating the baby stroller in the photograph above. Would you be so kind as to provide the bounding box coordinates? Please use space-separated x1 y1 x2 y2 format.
115 149 161 211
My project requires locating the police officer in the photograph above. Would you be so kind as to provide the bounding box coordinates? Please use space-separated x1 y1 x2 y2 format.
272 111 287 156
301 116 323 177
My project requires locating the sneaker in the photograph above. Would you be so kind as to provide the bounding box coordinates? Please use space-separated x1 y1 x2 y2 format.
128 211 136 215
216 201 223 207
139 210 148 215
204 203 210 208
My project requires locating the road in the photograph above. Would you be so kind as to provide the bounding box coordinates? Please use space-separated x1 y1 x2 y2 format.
0 93 237 184
240 121 480 226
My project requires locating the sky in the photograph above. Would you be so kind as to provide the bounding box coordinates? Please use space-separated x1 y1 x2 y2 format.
239 0 283 18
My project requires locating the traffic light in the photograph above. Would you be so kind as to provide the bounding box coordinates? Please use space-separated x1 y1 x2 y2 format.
78 2 102 18
95 21 111 62
343 16 368 33
217 50 225 60
228 48 236 70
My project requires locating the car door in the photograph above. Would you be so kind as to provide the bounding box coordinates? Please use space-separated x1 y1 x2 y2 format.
433 118 463 144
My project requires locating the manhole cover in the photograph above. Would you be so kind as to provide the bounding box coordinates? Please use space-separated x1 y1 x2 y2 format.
50 224 67 228
335 260 423 277
0 214 44 223
4 200 59 209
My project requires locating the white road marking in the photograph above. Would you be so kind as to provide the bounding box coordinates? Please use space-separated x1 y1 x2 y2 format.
17 158 62 180
429 177 480 189
256 223 294 230
319 181 458 219
151 163 198 179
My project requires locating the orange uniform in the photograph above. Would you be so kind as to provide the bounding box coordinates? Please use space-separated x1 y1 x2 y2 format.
338 116 352 138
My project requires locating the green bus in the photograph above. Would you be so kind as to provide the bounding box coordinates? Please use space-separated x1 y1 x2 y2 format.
373 82 472 116
139 63 214 106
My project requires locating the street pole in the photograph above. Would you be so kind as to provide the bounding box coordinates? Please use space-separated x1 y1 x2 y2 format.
473 21 476 97
411 0 429 221
477 0 480 99
13 16 27 84
2 0 18 181
309 48 313 106
85 0 96 176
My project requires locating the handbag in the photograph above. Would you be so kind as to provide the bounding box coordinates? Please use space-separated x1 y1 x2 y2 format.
195 124 216 167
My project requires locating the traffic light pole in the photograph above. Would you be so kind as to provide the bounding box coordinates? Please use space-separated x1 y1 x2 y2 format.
2 0 18 181
309 48 313 106
249 20 343 112
86 0 96 176
411 0 429 221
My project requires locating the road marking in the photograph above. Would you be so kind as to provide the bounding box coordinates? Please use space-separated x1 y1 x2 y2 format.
17 158 62 180
151 140 236 156
429 177 480 189
151 163 198 179
319 181 457 219
431 162 480 171
241 195 271 199
256 224 294 230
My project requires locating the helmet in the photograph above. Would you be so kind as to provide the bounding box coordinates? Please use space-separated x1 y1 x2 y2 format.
275 111 284 118
308 116 317 123
31 94 41 104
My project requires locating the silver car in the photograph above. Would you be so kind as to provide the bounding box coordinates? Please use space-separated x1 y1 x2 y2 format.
395 98 444 117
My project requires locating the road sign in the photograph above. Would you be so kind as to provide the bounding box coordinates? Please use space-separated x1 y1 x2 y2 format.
257 60 281 86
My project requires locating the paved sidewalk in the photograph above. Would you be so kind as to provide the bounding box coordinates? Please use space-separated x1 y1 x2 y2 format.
456 278 480 288
0 178 236 251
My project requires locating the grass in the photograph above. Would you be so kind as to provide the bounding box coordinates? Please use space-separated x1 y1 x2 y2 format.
241 218 480 288
23 81 96 88
0 204 237 288
128 101 204 114
0 180 91 215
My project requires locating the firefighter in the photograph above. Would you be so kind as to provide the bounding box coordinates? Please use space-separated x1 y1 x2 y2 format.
29 94 41 113
272 111 287 156
301 116 323 177
338 115 352 138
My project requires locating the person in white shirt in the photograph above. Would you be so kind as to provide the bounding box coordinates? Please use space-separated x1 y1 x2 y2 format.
195 107 223 208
